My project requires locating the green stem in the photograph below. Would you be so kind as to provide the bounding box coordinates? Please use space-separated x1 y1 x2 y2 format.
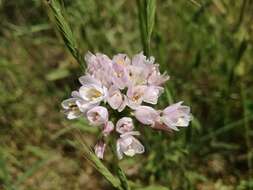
72 131 124 190
110 139 131 190
136 0 156 57
241 83 253 184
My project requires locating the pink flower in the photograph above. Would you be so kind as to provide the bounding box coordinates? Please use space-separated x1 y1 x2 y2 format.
113 53 131 66
61 91 93 119
134 106 160 126
126 85 147 109
102 121 114 137
147 64 170 86
61 98 83 120
128 65 150 86
85 52 114 88
116 132 144 159
86 106 108 125
112 62 130 90
79 75 108 105
128 52 157 85
161 101 192 131
132 52 154 66
107 86 126 112
116 117 134 134
94 140 106 159
143 86 164 105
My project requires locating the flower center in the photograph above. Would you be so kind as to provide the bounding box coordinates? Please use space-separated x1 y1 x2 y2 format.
117 59 124 65
89 88 102 100
68 102 79 111
132 92 143 102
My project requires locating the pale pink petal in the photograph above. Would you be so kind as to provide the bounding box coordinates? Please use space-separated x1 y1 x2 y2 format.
143 86 164 104
120 131 140 138
79 82 107 104
134 106 160 126
112 63 130 89
163 101 183 114
113 53 131 66
102 121 114 136
61 98 82 120
86 106 108 125
117 95 127 112
162 102 192 130
148 71 170 86
126 85 146 109
107 86 124 110
79 75 102 87
116 138 124 160
94 140 106 159
116 117 134 134
116 135 144 159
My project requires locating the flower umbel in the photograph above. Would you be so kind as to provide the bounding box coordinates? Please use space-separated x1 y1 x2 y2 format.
61 52 192 159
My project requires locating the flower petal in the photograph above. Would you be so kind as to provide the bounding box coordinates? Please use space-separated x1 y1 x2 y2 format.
134 106 160 125
94 140 106 159
86 106 108 125
143 86 164 104
102 121 114 136
116 117 134 134
79 75 101 87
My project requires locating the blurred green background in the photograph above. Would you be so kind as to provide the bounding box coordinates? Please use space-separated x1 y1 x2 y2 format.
0 0 253 189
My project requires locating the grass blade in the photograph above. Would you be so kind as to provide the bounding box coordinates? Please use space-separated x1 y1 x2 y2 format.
15 158 49 187
136 0 156 57
46 0 85 69
70 132 124 190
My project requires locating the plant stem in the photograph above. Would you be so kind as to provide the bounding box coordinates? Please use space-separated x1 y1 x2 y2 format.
72 130 124 190
110 139 131 190
136 0 156 57
241 83 253 186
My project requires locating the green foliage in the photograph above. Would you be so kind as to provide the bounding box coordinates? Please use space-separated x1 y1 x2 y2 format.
67 136 124 190
0 0 253 189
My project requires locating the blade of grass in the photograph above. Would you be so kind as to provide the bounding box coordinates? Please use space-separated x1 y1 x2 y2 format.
137 0 148 55
241 83 253 183
14 158 49 187
136 0 156 57
146 0 156 56
0 151 12 189
109 140 131 190
199 114 253 142
70 130 124 190
46 0 85 70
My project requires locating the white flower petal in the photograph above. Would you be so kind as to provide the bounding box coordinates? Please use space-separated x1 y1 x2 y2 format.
143 86 164 104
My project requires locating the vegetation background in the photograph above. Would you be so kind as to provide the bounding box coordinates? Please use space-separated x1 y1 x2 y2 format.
0 0 253 189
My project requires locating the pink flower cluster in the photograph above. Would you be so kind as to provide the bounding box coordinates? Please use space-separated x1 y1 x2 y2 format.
62 52 192 159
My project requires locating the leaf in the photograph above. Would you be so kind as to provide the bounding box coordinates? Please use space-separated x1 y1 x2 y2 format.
146 0 156 42
46 0 85 69
136 0 156 56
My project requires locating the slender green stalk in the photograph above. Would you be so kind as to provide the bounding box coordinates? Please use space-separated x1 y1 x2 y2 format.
241 83 252 185
110 140 131 190
46 0 85 70
199 114 253 142
72 131 124 190
136 0 156 57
